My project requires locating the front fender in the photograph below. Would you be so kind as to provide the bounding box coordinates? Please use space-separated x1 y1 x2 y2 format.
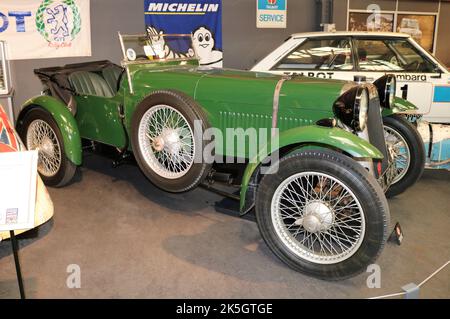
382 97 419 117
240 125 383 212
19 95 82 165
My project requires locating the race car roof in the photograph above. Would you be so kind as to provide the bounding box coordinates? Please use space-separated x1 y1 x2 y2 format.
291 31 410 39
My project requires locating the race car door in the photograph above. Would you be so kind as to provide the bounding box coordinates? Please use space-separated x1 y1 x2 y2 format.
351 37 448 122
267 36 357 81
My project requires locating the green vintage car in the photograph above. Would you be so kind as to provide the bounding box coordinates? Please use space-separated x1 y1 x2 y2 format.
17 34 392 280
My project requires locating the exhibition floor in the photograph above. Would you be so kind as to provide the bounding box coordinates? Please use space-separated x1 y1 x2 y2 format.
0 154 448 299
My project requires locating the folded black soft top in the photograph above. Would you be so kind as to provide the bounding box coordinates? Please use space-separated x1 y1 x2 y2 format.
34 60 119 78
33 60 123 107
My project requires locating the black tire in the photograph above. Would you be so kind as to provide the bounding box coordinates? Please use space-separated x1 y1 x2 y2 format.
383 114 425 198
131 90 212 192
17 107 77 187
255 149 390 280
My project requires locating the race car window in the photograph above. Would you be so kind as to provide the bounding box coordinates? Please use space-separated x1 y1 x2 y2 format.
387 39 435 73
272 38 354 71
355 38 435 73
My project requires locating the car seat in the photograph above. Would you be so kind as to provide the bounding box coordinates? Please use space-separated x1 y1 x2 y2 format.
358 48 368 61
68 71 115 98
102 66 124 94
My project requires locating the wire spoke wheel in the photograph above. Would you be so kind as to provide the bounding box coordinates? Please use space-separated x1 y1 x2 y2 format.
384 125 411 184
271 172 366 264
138 104 195 179
26 119 62 177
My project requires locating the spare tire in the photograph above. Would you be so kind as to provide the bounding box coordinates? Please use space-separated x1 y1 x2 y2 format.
131 90 212 192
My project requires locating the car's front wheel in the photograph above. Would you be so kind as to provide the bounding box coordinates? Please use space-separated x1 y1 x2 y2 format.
131 90 212 192
18 107 77 187
383 115 425 197
255 150 390 280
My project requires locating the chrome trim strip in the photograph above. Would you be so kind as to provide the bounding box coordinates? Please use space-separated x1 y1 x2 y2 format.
272 76 290 137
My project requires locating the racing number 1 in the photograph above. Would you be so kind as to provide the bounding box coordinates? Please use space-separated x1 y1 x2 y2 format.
401 84 408 100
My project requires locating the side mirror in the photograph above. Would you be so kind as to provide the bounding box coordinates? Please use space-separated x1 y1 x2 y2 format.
430 65 442 79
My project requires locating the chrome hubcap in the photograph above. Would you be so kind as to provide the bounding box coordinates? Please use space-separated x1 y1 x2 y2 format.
26 119 62 177
138 105 195 179
271 172 365 264
299 201 334 233
384 125 411 184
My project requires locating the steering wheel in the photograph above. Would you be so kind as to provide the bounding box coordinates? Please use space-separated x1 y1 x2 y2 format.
390 55 399 66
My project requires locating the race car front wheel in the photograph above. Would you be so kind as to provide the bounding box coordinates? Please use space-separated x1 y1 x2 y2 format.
255 150 390 280
131 90 212 192
383 114 425 198
18 107 77 187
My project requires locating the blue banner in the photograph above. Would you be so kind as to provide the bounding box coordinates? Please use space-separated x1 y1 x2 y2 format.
144 0 222 67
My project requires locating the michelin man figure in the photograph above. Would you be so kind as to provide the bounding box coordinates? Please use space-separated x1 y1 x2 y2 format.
192 26 223 67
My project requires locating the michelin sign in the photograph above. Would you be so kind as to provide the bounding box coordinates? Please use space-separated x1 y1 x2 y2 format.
144 0 223 67
257 0 287 28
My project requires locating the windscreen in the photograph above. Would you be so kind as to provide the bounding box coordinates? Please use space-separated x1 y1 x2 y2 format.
120 33 197 62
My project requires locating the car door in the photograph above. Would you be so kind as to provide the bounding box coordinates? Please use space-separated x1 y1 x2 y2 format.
351 37 448 121
265 36 357 81
75 93 126 148
75 93 127 148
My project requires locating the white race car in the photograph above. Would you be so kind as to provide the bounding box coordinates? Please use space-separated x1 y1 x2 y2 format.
252 31 450 170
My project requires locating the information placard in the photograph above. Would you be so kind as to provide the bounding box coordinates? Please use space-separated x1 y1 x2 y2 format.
256 0 287 29
0 150 38 231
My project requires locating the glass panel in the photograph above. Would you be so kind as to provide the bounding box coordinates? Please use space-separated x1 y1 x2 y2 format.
120 34 196 62
396 14 436 52
348 12 394 32
356 38 435 72
0 42 7 94
274 38 354 70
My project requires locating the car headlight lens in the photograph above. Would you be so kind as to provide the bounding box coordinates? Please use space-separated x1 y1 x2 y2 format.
333 86 369 132
355 87 369 131
373 74 396 108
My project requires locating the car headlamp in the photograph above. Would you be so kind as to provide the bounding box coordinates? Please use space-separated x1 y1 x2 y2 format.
373 74 396 109
355 87 369 131
333 86 369 132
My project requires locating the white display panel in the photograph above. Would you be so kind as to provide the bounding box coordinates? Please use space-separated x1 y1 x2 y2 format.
0 150 38 231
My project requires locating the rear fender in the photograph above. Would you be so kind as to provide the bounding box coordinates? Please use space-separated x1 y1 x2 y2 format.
18 95 82 165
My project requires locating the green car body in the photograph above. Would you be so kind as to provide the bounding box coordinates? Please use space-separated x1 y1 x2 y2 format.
21 65 414 166
20 60 384 208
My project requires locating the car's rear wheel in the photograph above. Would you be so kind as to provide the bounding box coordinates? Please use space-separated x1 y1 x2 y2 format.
18 108 77 187
131 90 212 192
255 150 390 280
383 115 425 197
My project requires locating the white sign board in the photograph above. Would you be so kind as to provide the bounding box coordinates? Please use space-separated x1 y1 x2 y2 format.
0 151 38 231
256 0 287 29
0 0 91 60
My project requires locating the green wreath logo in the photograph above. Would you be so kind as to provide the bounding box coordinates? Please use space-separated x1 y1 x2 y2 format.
36 0 82 43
